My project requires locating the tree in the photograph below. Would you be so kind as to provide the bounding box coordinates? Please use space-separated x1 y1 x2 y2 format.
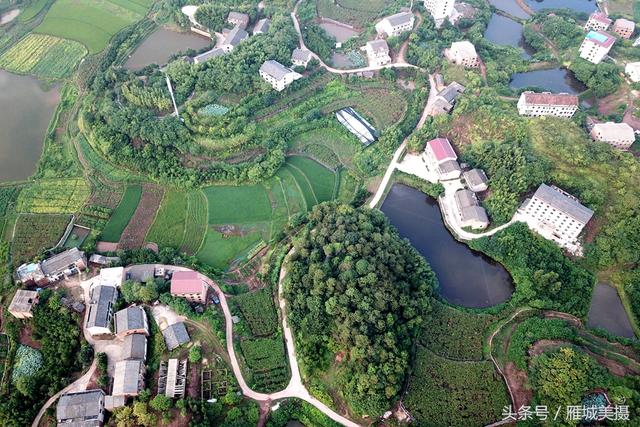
189 344 203 364
150 394 172 412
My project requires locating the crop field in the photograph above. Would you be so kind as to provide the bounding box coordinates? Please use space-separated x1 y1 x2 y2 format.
205 185 272 225
322 88 407 130
197 227 265 269
405 349 509 427
117 184 163 250
316 0 399 27
336 170 359 203
18 0 50 22
145 190 187 249
286 156 336 203
289 126 359 170
11 214 71 265
16 178 90 214
35 0 150 53
0 187 19 218
0 33 86 79
240 337 289 392
181 191 208 254
100 184 141 243
234 290 278 337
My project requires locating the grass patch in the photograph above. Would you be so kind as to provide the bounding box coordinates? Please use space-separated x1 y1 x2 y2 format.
11 214 71 265
18 0 50 22
35 0 148 53
145 190 187 249
0 33 86 79
316 0 400 27
204 185 272 224
100 184 142 242
196 228 263 269
16 178 90 214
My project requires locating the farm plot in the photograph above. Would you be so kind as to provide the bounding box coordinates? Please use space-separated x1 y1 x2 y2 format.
0 187 20 217
234 290 278 337
287 156 336 202
35 0 150 53
0 33 87 79
118 184 163 250
204 185 272 225
316 0 399 27
181 190 208 254
321 87 407 130
145 190 187 249
100 184 141 243
197 226 266 270
288 125 360 170
239 337 289 392
16 178 90 214
11 214 71 265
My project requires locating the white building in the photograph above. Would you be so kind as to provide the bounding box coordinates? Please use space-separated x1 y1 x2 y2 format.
454 189 489 230
291 48 312 67
221 26 248 53
375 11 415 37
579 31 615 64
590 122 636 149
227 11 249 29
626 62 640 82
86 285 117 337
519 184 594 247
423 138 461 180
584 12 612 32
517 92 579 118
424 0 455 25
193 47 225 64
444 41 479 68
463 169 489 192
253 18 270 35
259 60 302 91
98 267 124 288
613 18 635 39
364 39 392 67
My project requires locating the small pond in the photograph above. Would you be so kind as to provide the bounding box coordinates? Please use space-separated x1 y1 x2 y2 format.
0 70 60 182
125 28 212 70
484 14 534 58
381 184 514 308
587 283 635 339
319 20 359 43
509 67 586 94
487 0 530 19
523 0 597 14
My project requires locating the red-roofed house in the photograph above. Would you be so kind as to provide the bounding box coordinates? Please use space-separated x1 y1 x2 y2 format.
171 271 208 304
422 138 461 180
613 18 635 39
584 12 612 32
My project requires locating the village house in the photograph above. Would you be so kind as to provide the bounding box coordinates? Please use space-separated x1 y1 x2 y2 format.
626 62 640 82
112 360 145 397
89 254 119 268
221 26 249 53
163 322 191 351
584 11 612 32
423 0 455 25
444 41 479 68
454 189 489 230
579 31 615 64
449 3 477 25
336 107 379 146
375 11 415 37
423 138 461 180
86 285 118 337
227 11 249 29
259 60 302 91
122 334 147 361
16 248 87 286
97 266 124 288
429 81 465 115
193 47 225 64
463 169 489 192
519 184 594 246
517 91 579 118
170 270 208 303
158 359 188 398
114 305 149 337
56 389 105 427
364 39 392 67
291 48 312 67
590 122 636 149
253 18 270 35
8 289 39 319
613 18 635 39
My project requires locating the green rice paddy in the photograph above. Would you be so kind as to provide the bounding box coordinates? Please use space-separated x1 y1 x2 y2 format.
100 184 142 242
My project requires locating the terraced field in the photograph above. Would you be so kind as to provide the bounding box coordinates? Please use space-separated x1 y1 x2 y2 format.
0 33 87 79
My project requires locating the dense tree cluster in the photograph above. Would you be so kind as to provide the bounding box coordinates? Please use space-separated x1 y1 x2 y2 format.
194 2 257 33
284 203 435 415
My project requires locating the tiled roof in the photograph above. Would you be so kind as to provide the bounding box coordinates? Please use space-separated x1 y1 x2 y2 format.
57 390 104 423
253 18 270 34
260 60 294 80
461 205 489 223
171 270 207 295
427 138 457 162
385 11 414 27
366 39 389 53
228 11 249 24
194 47 225 62
533 184 594 224
163 322 190 351
41 248 84 276
86 285 117 330
589 11 612 25
292 48 311 62
122 334 147 361
115 306 147 335
522 91 579 106
112 360 144 396
454 189 478 209
463 169 488 187
223 26 248 46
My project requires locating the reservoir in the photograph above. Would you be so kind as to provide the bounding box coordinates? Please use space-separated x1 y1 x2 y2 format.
484 14 533 58
381 184 514 308
523 0 597 14
509 68 586 94
587 283 635 339
0 70 60 182
487 0 530 19
125 28 212 70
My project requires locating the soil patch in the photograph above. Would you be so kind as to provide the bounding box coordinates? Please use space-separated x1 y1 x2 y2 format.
19 325 41 350
96 241 118 252
504 362 533 409
118 184 164 250
214 224 246 238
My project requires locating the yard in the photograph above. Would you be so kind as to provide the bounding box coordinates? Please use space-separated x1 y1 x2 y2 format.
16 178 90 214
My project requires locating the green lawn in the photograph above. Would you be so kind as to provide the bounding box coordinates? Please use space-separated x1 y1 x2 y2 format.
35 0 149 53
101 184 142 242
203 185 272 224
145 190 187 249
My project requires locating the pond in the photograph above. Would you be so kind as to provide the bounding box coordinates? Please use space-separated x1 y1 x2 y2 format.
523 0 597 14
125 28 212 70
509 67 586 94
587 283 635 339
319 20 359 43
381 184 514 308
484 14 534 58
488 0 530 19
0 70 60 182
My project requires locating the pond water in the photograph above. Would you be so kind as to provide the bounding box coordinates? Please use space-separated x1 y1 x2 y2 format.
125 28 212 70
319 20 359 43
381 184 514 308
488 0 530 19
587 283 635 339
509 67 586 93
524 0 597 14
0 70 60 182
484 14 533 58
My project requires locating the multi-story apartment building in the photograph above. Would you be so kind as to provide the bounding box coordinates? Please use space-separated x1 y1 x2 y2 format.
364 39 392 67
444 41 479 67
590 122 636 150
170 270 209 304
422 138 461 180
517 91 579 118
584 11 612 32
579 31 615 64
375 11 415 37
291 48 312 67
423 0 454 24
259 60 302 91
613 18 635 39
519 184 594 246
